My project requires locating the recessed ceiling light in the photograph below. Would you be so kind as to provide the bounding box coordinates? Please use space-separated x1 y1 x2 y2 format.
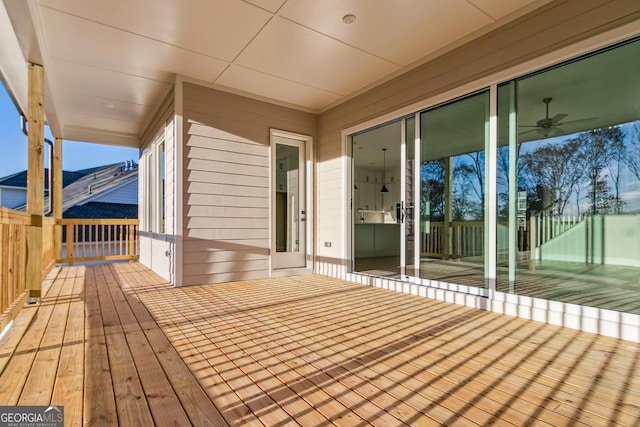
342 14 356 24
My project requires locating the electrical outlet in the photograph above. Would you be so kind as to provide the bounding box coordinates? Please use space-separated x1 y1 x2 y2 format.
324 242 332 248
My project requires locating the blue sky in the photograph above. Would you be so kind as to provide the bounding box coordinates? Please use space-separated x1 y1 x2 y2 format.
0 84 138 177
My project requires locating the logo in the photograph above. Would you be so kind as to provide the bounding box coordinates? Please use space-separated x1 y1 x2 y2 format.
0 406 64 427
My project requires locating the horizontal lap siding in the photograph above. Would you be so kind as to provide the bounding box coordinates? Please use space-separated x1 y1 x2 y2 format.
182 83 315 285
315 0 640 271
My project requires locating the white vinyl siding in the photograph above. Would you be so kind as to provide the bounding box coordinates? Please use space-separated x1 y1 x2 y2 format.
181 83 315 285
0 187 27 209
88 179 138 205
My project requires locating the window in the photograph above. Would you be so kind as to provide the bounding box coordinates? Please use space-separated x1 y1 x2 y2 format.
142 138 166 233
496 37 640 313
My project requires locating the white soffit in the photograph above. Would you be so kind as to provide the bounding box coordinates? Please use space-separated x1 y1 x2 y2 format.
38 0 273 62
0 1 28 115
0 0 553 147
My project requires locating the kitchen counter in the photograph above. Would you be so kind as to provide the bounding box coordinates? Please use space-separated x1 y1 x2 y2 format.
354 223 400 257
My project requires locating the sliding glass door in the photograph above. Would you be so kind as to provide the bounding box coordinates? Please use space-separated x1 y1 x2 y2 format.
352 120 403 277
351 37 640 316
418 91 489 288
352 92 490 289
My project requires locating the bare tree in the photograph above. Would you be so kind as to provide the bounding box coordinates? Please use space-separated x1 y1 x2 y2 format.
453 152 485 221
520 139 583 216
624 123 640 182
574 127 625 215
420 160 445 221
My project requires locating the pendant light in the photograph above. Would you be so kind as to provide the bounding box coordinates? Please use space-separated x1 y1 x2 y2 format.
380 148 389 193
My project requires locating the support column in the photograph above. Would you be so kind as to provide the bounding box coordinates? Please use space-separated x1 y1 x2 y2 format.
443 156 452 260
26 63 45 302
53 137 63 261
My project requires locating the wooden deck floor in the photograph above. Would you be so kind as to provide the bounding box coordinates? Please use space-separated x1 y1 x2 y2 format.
1 263 639 426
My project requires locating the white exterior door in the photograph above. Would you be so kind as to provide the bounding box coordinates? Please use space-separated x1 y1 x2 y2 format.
272 133 308 269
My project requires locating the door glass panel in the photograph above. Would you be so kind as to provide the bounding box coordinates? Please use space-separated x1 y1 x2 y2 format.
352 120 402 277
419 91 489 288
276 144 300 253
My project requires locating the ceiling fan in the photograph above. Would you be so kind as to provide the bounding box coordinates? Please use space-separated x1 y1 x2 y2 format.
519 97 595 138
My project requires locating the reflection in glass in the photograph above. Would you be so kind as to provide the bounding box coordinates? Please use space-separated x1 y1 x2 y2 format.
497 38 640 314
275 144 299 253
419 91 489 288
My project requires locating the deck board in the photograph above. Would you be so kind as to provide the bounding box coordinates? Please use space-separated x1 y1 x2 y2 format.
51 267 86 425
0 266 65 405
0 263 639 426
83 263 118 426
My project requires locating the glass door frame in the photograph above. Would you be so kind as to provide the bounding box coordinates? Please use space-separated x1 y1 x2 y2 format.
270 129 314 270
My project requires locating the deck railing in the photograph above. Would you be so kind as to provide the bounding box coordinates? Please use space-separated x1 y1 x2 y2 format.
422 220 531 259
0 208 30 325
422 221 485 259
532 213 585 248
58 219 139 265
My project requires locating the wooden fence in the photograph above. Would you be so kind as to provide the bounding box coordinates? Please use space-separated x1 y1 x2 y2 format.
0 208 31 328
421 214 585 260
422 220 531 259
58 219 139 265
422 221 486 259
43 217 56 273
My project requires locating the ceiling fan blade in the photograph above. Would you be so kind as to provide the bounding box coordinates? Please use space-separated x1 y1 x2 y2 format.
556 117 598 126
549 113 568 124
519 128 541 135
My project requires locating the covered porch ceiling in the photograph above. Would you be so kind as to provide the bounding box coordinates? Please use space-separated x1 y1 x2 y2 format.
0 0 552 148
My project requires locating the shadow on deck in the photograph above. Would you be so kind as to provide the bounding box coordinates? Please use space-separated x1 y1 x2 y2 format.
1 263 639 425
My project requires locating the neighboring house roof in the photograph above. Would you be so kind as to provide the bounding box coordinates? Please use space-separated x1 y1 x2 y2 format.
10 161 138 216
63 202 138 219
49 162 138 213
0 169 85 190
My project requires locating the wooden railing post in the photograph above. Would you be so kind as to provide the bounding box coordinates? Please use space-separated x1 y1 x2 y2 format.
66 222 74 266
26 63 45 303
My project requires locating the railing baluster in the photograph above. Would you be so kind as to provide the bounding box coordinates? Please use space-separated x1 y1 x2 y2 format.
55 219 139 264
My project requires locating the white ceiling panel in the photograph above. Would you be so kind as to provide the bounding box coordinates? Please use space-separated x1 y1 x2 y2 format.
0 0 553 147
235 17 400 95
216 64 342 110
64 111 145 136
39 0 273 61
52 60 170 107
279 0 493 66
243 0 288 14
40 8 229 83
63 92 151 125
